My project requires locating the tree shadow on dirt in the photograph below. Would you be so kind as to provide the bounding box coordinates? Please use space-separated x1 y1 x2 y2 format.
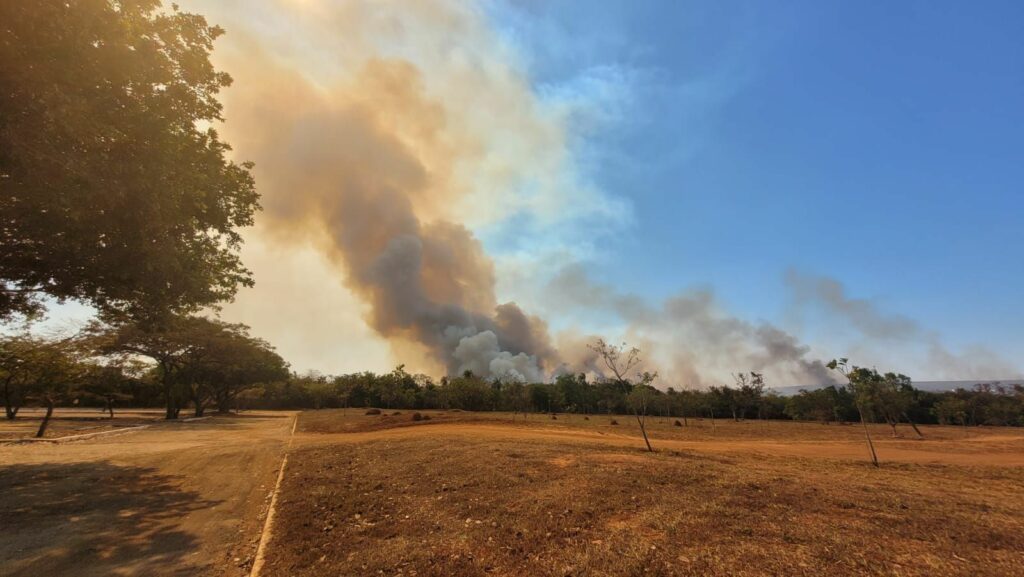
0 461 219 577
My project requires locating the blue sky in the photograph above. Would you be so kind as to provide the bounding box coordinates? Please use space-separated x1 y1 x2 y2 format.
481 0 1024 371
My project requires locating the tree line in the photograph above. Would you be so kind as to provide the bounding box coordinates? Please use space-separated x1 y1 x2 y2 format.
243 363 1024 428
4 326 1022 439
0 315 288 436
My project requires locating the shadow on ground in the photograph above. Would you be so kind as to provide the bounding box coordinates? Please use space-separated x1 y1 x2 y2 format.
0 461 218 576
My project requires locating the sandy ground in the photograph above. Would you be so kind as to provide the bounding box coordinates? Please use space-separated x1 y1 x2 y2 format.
0 412 295 577
0 408 168 440
3 411 1022 576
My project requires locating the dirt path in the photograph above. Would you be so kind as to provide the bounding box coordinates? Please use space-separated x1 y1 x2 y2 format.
294 421 1024 467
0 412 295 577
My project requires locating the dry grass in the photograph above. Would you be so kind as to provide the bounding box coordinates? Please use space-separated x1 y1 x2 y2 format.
262 410 1024 577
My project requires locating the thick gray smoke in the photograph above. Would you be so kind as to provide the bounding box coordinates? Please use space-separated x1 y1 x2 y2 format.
213 28 563 381
187 0 640 380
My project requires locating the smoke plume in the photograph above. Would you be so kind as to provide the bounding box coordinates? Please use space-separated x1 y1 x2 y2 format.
198 0 585 380
180 1 1016 384
547 266 838 386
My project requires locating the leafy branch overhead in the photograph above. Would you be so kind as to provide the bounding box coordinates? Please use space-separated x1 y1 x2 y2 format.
0 0 259 321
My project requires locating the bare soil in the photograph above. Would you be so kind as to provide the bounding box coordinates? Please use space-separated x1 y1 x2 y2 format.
0 411 295 577
0 408 167 440
3 410 1022 576
259 410 1024 577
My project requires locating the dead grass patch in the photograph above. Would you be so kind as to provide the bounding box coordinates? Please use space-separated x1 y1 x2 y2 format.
262 415 1024 577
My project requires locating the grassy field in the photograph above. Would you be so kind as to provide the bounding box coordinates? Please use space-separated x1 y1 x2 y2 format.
261 410 1024 577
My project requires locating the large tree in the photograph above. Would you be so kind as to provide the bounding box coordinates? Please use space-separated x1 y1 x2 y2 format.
2 335 85 437
89 315 286 418
0 0 258 321
185 327 289 415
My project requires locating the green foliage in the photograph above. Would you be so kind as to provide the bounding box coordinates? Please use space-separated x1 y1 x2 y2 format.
784 385 857 422
0 0 259 320
88 314 287 417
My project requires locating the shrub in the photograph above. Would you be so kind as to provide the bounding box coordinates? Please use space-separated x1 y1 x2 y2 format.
411 412 423 421
365 408 381 415
674 420 683 427
610 419 619 425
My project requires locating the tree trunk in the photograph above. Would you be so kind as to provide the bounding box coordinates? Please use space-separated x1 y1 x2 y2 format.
634 411 653 452
709 409 717 433
163 372 178 420
902 412 924 439
35 399 54 438
105 397 114 419
194 402 205 418
888 419 898 438
216 393 230 414
4 379 15 420
858 409 880 467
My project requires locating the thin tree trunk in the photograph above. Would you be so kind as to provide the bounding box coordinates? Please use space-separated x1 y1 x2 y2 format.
902 412 924 439
709 409 717 433
3 379 16 420
106 397 114 419
859 410 880 467
634 411 653 452
35 399 54 438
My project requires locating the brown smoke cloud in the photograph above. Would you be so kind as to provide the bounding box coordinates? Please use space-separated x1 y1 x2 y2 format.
195 0 571 380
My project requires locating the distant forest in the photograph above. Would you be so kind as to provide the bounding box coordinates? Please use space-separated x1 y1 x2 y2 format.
237 369 1021 427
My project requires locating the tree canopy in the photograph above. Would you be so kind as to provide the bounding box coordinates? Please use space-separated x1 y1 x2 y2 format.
89 314 288 418
0 0 258 321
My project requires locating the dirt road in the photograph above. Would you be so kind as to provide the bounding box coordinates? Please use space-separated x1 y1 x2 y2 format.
0 412 295 577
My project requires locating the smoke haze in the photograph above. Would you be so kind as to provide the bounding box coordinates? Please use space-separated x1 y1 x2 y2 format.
546 266 838 386
171 0 1020 384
